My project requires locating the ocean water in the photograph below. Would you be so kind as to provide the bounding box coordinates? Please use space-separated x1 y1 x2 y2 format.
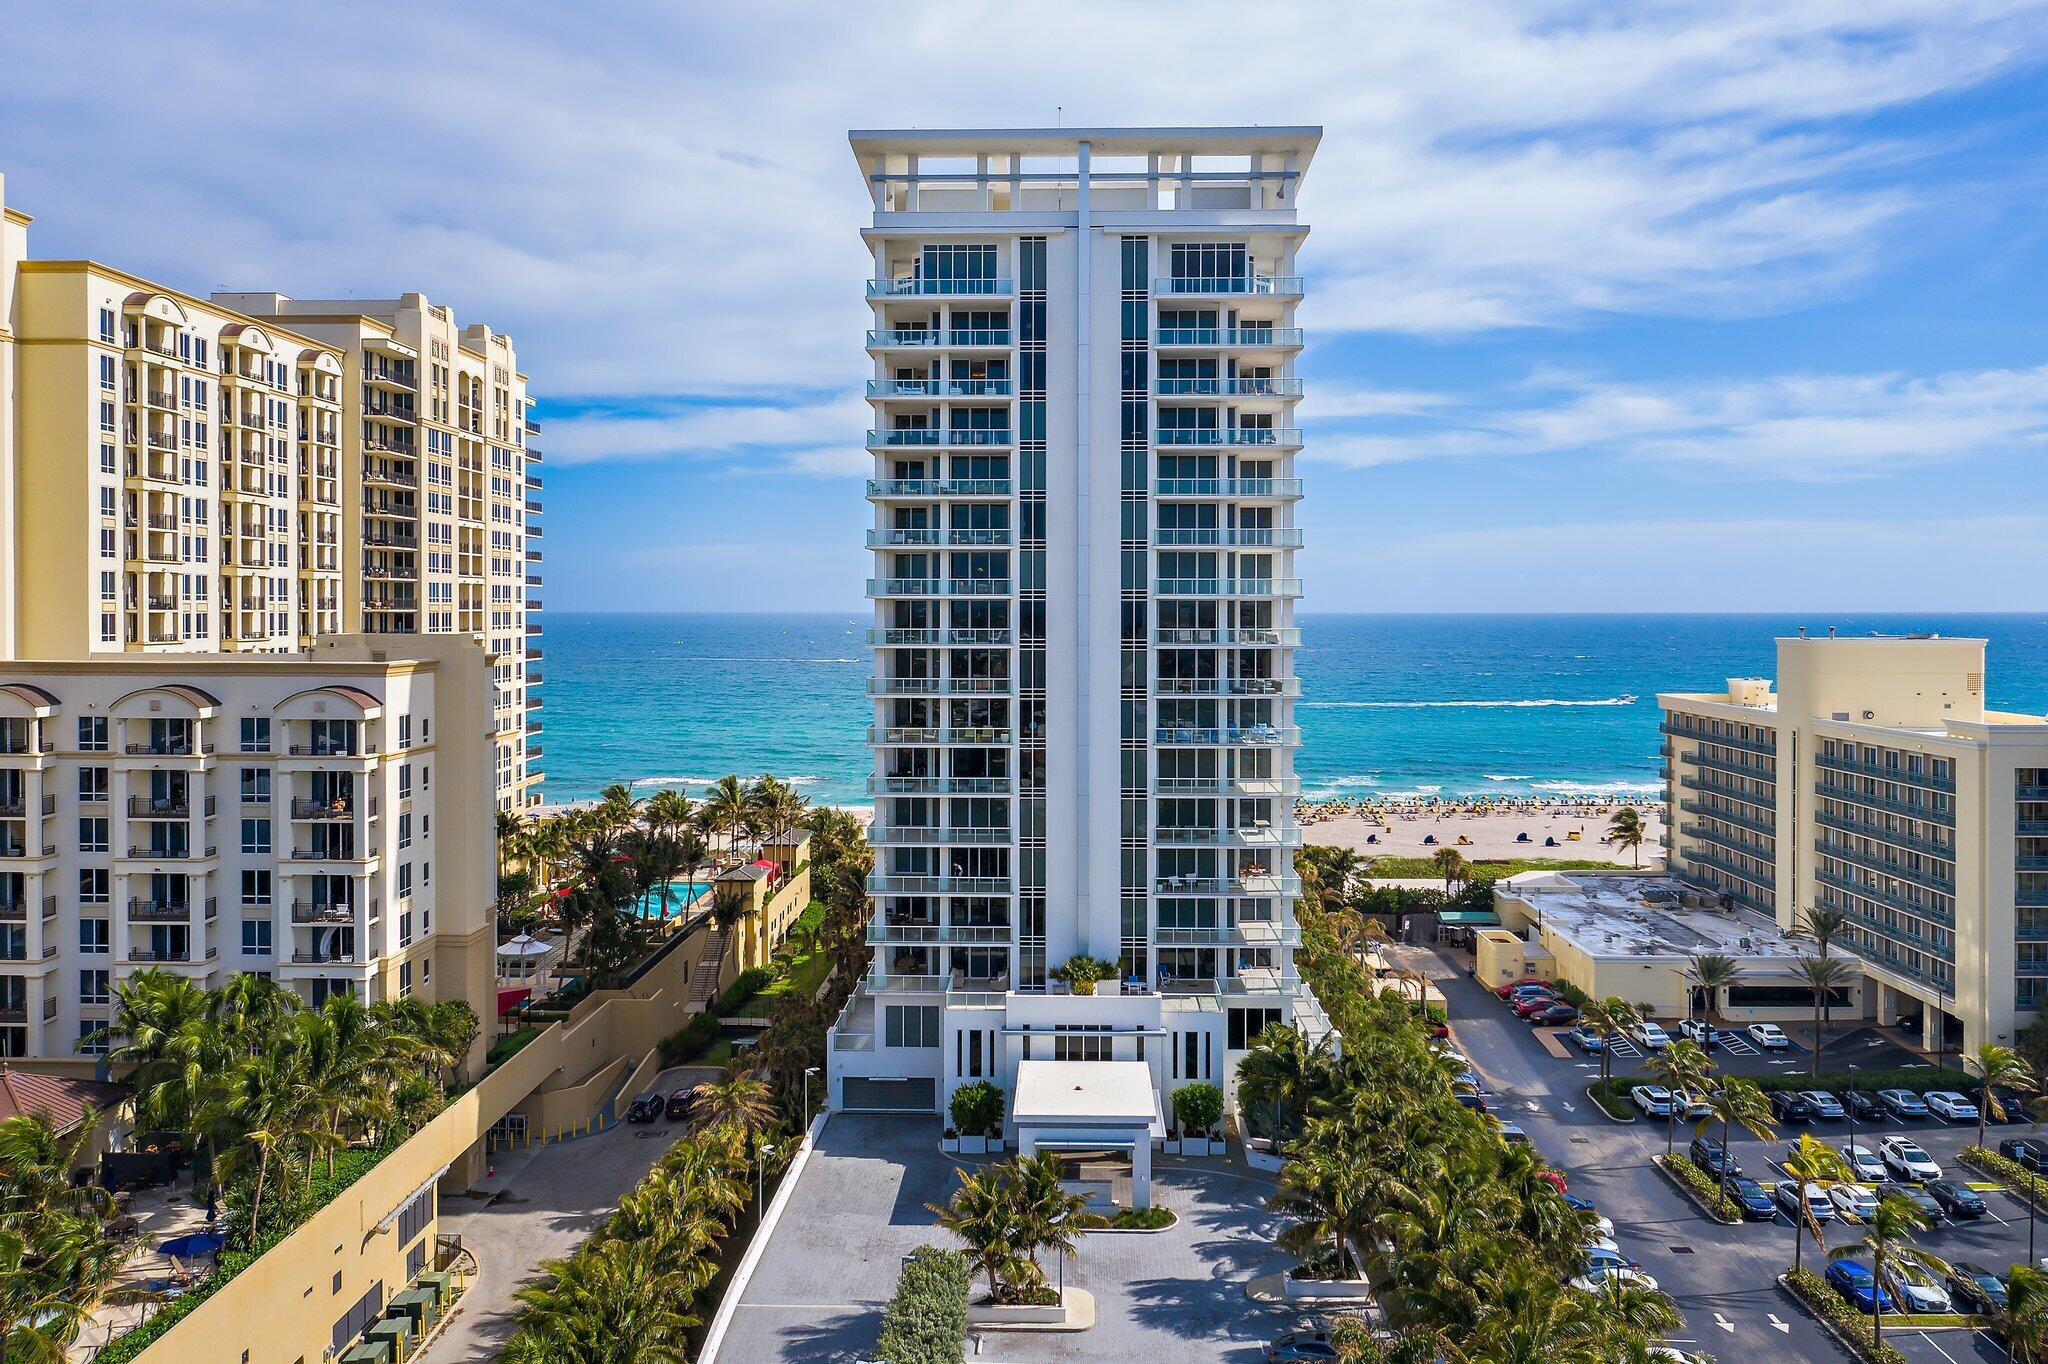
534 613 2048 808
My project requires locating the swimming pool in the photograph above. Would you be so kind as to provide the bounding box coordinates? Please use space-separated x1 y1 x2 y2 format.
637 880 713 919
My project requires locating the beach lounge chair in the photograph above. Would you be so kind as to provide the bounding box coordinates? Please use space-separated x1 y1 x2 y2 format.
1422 834 1437 845
1455 835 1472 846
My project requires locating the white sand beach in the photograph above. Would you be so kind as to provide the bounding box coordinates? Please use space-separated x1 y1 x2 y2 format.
1300 797 1666 865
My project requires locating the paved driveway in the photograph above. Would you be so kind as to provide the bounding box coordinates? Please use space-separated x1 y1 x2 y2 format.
715 1113 1301 1363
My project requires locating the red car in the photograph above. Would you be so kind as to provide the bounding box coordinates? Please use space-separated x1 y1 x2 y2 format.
1494 977 1548 999
1540 1170 1568 1194
1513 994 1560 1018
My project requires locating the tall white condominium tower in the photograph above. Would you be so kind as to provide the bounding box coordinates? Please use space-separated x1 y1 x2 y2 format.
830 128 1328 1131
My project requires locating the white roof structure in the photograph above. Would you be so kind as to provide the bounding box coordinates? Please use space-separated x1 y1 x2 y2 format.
1013 1061 1165 1135
1498 872 1818 974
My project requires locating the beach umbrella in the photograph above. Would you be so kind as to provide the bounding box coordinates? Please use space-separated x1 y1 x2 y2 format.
497 934 552 959
160 1232 226 1258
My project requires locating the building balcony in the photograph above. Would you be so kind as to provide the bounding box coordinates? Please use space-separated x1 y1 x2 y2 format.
865 578 1013 598
1155 377 1303 399
1153 725 1298 747
1814 838 1954 890
1815 780 1952 826
290 901 363 925
1155 427 1302 450
1154 528 1303 549
867 275 1014 299
867 477 1013 500
865 627 1014 647
1154 274 1304 298
290 796 365 819
123 844 215 860
1155 327 1304 351
867 873 1013 895
1153 677 1299 697
867 428 1013 449
866 329 1012 351
868 973 949 993
1681 845 1776 895
123 740 213 758
866 825 1013 846
1154 578 1302 599
867 676 1012 698
1680 749 1774 784
125 946 218 966
866 528 1014 548
1815 752 1956 794
1154 774 1300 797
867 726 1013 747
1155 825 1302 849
0 896 55 923
1154 478 1303 502
1677 799 1776 840
128 897 216 922
1660 720 1775 757
1155 873 1301 897
1676 774 1775 810
866 920 1013 944
867 378 1015 399
1812 868 1952 925
289 845 374 864
126 795 216 819
866 775 1013 796
1155 626 1301 647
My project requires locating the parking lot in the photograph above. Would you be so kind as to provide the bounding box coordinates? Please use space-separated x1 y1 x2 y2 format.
1421 946 2044 1364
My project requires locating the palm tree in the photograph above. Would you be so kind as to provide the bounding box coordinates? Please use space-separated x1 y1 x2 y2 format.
1830 1194 1948 1353
1794 955 1854 1075
1583 998 1640 1091
684 1075 777 1148
1645 1040 1712 1157
1268 1127 1375 1281
510 1236 699 1363
2003 1263 2048 1364
1010 1153 1089 1285
1682 953 1742 1025
1793 904 1852 1048
1695 1077 1776 1196
701 775 752 863
927 1166 1032 1304
1964 1043 2037 1150
1781 1134 1850 1276
1234 1022 1333 1143
1432 846 1468 894
1603 806 1646 867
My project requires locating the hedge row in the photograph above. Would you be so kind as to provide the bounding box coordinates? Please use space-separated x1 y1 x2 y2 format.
1654 1152 1743 1223
714 965 777 1016
1960 1145 2048 1209
875 1246 972 1364
1783 1267 1909 1364
658 1011 720 1066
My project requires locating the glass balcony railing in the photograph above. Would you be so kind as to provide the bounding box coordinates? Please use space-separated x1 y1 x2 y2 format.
1816 751 1957 793
1155 427 1302 448
1154 528 1303 548
1153 725 1299 746
866 428 1014 447
865 528 1014 548
1154 578 1302 598
866 478 1013 499
868 276 1014 298
1154 478 1303 500
1155 626 1302 646
866 775 1014 795
867 329 1013 348
1155 377 1303 398
864 578 1013 597
867 378 1015 398
1155 327 1303 348
1154 275 1303 296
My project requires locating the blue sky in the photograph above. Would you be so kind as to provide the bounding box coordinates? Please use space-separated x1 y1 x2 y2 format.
6 2 2048 612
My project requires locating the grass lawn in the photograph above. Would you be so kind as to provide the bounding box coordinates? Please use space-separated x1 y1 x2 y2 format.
730 937 833 1019
1362 855 1631 880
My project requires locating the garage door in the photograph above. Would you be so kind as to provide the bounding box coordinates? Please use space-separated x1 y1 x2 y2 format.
842 1078 937 1113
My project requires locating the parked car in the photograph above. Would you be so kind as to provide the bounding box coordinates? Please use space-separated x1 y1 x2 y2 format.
1774 1180 1836 1222
1800 1091 1845 1120
1748 1023 1791 1050
1677 1092 1713 1121
1824 1258 1896 1314
2001 1136 2048 1173
1530 1003 1581 1026
1877 1089 1930 1120
1948 1261 2009 1312
1677 1018 1714 1045
1844 1090 1884 1123
1508 984 1555 1002
1826 1182 1877 1220
1564 1194 1615 1238
1495 977 1548 998
1514 994 1562 1018
1631 1085 1675 1118
1571 1266 1658 1293
1884 1262 1953 1314
1581 1245 1632 1273
1689 1135 1742 1179
1926 1179 1987 1219
1924 1090 1981 1122
1566 1025 1606 1052
1498 1123 1531 1146
1581 1233 1620 1256
664 1086 698 1121
1876 1180 1942 1219
1880 1136 1942 1181
1768 1091 1815 1123
1728 1177 1778 1220
625 1091 665 1124
1983 1085 2037 1124
1264 1333 1340 1362
1633 1022 1672 1051
1839 1143 1886 1182
1455 1091 1490 1113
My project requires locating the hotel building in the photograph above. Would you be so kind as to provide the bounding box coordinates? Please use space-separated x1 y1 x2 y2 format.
0 174 542 810
1660 634 2048 1056
0 634 499 1061
829 128 1327 1141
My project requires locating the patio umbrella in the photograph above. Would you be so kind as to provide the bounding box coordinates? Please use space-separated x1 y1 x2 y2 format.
159 1232 226 1258
497 934 551 959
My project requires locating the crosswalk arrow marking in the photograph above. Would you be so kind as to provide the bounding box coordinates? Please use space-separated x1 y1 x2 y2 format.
1713 1313 1735 1334
1561 1102 1576 1112
1768 1314 1790 1333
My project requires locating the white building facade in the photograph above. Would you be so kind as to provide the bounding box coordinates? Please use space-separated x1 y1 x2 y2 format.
830 128 1327 1127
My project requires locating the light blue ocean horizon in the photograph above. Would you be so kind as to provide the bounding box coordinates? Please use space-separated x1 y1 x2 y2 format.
531 612 2048 809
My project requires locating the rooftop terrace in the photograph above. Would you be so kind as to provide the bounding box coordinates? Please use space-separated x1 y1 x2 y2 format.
1498 872 1814 963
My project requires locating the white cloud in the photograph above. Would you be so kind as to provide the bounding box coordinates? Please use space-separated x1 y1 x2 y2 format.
1305 363 2048 477
1 0 2044 411
544 394 867 466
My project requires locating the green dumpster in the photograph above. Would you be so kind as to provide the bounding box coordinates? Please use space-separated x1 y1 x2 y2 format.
416 1270 452 1307
388 1288 438 1333
340 1343 390 1364
366 1317 413 1362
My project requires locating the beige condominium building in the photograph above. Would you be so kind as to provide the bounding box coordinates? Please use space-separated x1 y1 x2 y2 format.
0 634 498 1062
0 173 542 811
1660 633 2048 1055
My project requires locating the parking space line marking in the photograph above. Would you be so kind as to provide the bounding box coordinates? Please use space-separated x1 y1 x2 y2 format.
1917 1330 1961 1363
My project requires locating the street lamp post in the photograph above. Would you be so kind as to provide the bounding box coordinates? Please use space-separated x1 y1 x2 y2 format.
803 1066 821 1133
758 1142 777 1218
1845 1063 1858 1165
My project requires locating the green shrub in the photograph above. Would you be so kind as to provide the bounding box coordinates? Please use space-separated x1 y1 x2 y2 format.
1960 1145 2048 1207
1172 1082 1224 1135
948 1080 1005 1137
1075 1205 1176 1229
1050 955 1120 996
1654 1152 1741 1223
1784 1266 1909 1364
1552 980 1592 1009
659 1012 720 1066
714 965 777 1015
875 1245 972 1364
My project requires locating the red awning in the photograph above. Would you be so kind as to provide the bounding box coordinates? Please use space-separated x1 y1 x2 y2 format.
497 987 532 1017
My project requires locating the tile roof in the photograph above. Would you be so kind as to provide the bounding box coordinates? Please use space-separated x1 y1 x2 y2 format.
0 1067 128 1131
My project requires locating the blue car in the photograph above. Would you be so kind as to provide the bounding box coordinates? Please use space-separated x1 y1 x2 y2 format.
1825 1259 1897 1313
1564 1194 1596 1212
1727 1177 1778 1220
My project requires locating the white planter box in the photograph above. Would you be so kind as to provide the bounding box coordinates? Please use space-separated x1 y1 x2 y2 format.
1179 1136 1217 1157
969 1297 1069 1325
941 1135 960 1153
959 1134 989 1155
1282 1276 1374 1301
